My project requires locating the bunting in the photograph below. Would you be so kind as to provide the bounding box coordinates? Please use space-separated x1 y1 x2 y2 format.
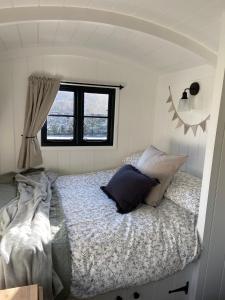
166 94 172 103
166 86 210 136
191 125 198 136
168 104 174 112
176 119 183 128
172 112 178 120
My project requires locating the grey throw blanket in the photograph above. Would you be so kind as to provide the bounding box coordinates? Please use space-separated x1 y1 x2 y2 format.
50 185 72 300
0 172 63 300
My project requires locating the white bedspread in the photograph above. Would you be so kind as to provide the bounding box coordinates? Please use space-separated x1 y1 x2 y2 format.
55 169 200 299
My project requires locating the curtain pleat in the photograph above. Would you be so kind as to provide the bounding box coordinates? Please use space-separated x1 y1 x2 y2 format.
18 75 61 169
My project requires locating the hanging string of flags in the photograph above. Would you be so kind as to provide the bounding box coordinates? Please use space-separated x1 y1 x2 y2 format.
166 86 210 136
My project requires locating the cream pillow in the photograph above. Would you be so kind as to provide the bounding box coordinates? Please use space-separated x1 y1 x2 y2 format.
137 145 187 207
122 151 144 167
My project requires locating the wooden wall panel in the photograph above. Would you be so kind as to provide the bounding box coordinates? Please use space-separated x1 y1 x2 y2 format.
0 56 214 176
0 55 157 174
153 65 215 177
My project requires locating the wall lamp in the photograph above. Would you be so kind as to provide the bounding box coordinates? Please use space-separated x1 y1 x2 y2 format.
181 82 200 100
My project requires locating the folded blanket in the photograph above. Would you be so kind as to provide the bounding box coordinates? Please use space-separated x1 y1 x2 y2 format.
0 171 63 300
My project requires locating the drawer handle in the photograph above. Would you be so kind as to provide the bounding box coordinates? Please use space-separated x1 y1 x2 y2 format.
169 281 189 295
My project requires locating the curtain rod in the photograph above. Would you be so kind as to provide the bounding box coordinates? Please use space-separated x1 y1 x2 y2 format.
61 81 124 90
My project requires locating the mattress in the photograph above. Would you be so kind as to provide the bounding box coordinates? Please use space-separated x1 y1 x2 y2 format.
55 169 200 299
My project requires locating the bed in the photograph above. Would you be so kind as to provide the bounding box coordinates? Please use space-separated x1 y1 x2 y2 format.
0 168 201 300
55 168 200 299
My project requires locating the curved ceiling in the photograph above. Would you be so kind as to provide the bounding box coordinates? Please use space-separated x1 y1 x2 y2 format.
0 0 223 71
0 20 209 72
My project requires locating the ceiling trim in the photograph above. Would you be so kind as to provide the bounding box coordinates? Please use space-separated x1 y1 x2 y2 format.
0 6 217 64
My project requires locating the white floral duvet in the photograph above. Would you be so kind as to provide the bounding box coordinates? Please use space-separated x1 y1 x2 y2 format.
55 169 200 299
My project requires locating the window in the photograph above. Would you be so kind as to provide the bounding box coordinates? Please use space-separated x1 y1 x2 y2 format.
41 84 116 146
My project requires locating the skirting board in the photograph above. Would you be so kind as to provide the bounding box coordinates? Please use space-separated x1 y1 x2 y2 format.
68 262 196 300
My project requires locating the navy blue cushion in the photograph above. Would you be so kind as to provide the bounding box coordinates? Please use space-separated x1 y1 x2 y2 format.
101 164 159 214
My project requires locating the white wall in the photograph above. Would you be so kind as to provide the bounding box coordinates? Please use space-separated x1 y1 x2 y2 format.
195 14 225 300
0 55 216 177
0 55 158 174
153 65 215 177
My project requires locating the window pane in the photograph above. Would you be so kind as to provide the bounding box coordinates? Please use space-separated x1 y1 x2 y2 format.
83 117 108 140
47 116 74 140
49 91 74 115
84 93 109 117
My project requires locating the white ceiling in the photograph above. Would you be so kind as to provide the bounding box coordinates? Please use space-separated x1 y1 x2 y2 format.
0 0 223 71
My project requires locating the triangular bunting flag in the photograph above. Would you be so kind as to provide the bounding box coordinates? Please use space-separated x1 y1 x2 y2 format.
200 120 207 132
191 125 198 136
172 112 178 121
166 94 172 103
176 119 183 128
184 124 190 135
168 103 175 112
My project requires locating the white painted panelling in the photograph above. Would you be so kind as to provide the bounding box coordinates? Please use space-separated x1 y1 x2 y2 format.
194 16 225 299
0 0 13 8
0 61 16 173
38 22 59 46
0 20 205 72
0 25 22 49
0 37 7 51
0 6 214 72
71 22 98 47
18 22 38 47
0 55 157 175
63 0 92 6
39 0 64 6
53 21 77 45
145 43 206 72
87 0 224 52
83 23 115 49
0 0 223 53
170 2 222 51
11 0 39 7
0 54 214 178
88 0 115 11
153 65 215 177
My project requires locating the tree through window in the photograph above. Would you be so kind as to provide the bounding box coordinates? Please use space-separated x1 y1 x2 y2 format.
41 84 115 146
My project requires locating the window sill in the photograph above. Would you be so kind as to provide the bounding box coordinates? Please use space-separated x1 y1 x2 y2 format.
40 145 117 151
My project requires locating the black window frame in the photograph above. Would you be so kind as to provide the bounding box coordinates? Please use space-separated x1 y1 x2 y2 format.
41 84 116 147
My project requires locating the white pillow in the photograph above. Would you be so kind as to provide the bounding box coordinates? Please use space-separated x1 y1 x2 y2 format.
122 151 143 167
164 171 202 215
137 145 187 207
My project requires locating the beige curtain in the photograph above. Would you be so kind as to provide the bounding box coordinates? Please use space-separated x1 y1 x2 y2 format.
18 75 61 169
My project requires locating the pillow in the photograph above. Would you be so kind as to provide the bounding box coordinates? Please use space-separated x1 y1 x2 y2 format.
164 171 202 215
122 151 143 167
137 145 187 207
101 164 159 214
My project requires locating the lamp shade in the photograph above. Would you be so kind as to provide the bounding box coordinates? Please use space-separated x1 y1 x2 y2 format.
181 91 188 100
